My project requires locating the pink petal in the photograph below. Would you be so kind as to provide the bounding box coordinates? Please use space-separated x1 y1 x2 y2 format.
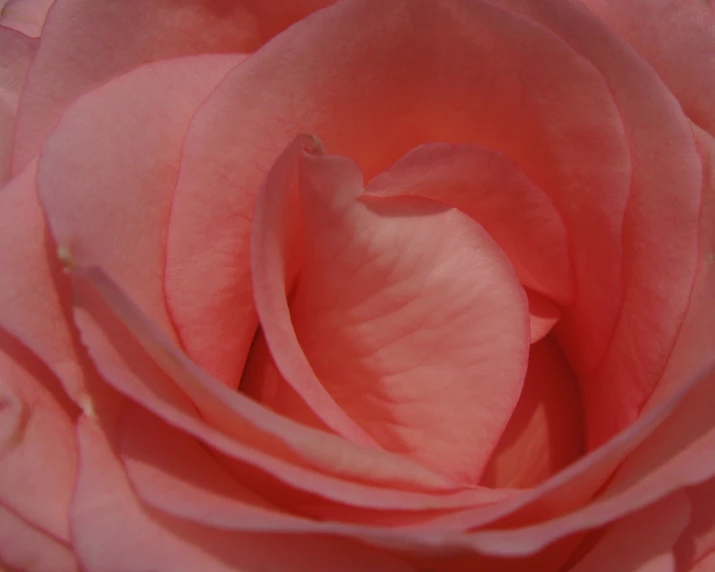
68 264 518 511
0 26 36 184
480 336 583 489
0 0 53 37
496 0 702 448
0 504 78 572
12 0 316 172
37 54 244 342
579 0 715 136
0 332 78 544
675 478 715 570
526 290 561 344
252 137 530 482
72 415 414 572
366 143 573 305
568 493 690 572
0 162 90 405
689 550 715 572
167 0 631 439
119 402 469 529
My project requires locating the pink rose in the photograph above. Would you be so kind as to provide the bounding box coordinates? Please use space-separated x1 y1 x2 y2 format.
1 0 713 570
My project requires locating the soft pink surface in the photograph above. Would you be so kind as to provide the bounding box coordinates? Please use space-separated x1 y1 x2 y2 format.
37 54 244 341
165 0 632 441
568 494 689 572
73 416 410 572
163 0 700 451
11 0 335 173
0 161 91 404
0 26 35 184
580 0 715 137
366 143 573 305
493 0 702 447
676 478 715 570
480 336 583 489
689 550 715 572
252 139 529 482
0 0 52 36
0 504 78 571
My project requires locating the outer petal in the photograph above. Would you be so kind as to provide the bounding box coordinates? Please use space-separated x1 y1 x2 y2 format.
166 0 632 423
0 505 78 572
72 416 410 572
250 139 530 482
0 162 90 405
0 0 53 37
38 54 245 342
568 494 690 572
495 0 702 447
11 0 334 172
0 332 78 544
580 0 715 136
0 26 36 185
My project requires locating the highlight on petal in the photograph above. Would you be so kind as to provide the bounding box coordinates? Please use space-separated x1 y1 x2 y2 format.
579 0 715 136
251 136 530 483
38 54 245 342
73 416 410 572
0 26 36 185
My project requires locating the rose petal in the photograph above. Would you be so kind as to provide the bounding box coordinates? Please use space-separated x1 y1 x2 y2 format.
675 478 715 570
0 503 78 572
0 161 90 405
389 126 713 549
689 550 715 572
526 290 561 344
0 26 36 185
38 54 245 341
568 493 690 572
12 0 332 171
579 0 715 137
0 331 77 543
167 0 631 420
73 415 410 572
495 0 702 447
480 336 583 489
119 402 472 529
251 138 529 482
68 264 520 511
0 0 53 37
366 143 573 305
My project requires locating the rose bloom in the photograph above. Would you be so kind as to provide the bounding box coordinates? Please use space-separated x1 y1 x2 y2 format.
1 0 714 570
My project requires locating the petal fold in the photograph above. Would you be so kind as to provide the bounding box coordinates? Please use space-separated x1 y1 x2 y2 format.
252 138 530 482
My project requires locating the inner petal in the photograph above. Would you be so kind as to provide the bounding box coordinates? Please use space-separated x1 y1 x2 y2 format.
254 143 530 483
